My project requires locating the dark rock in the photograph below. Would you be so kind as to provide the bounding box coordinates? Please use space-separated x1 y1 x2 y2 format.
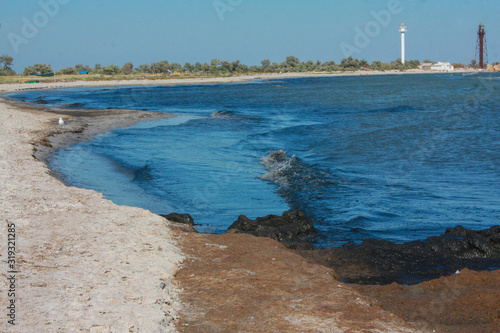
228 210 317 243
281 241 316 250
297 225 500 285
160 213 195 226
35 99 48 104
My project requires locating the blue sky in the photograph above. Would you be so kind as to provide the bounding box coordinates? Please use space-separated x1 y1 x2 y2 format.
1 0 499 72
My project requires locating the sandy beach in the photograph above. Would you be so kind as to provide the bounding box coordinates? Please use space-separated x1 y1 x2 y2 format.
1 74 498 332
0 94 185 331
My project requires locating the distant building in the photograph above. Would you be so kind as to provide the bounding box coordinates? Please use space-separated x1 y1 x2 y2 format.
487 64 500 72
419 62 433 70
430 62 454 71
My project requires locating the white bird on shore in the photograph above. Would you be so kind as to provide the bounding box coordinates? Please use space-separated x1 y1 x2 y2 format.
58 117 66 126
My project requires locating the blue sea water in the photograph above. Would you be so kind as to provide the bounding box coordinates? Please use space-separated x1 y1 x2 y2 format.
8 74 500 248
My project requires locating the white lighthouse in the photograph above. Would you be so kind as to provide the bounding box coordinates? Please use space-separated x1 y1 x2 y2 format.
399 24 407 65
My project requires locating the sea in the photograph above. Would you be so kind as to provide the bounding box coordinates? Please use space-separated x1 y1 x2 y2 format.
7 73 500 248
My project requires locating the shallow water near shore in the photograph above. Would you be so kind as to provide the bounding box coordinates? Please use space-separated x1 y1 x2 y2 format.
8 74 500 248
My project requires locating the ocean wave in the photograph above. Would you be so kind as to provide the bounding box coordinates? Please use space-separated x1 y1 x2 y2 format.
211 110 236 118
209 110 262 124
363 105 422 114
65 102 85 108
259 150 333 193
132 164 153 183
259 150 298 188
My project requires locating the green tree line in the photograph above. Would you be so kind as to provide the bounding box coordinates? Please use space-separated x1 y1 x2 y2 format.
1 54 472 76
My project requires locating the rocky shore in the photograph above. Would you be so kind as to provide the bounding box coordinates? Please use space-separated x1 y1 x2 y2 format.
298 224 500 285
168 208 500 332
218 209 500 285
1 78 498 332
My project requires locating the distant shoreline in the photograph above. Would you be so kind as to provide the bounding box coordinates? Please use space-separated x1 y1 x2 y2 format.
0 68 476 94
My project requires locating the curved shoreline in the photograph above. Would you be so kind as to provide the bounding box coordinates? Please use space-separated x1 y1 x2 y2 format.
0 97 184 331
0 79 413 332
1 77 498 332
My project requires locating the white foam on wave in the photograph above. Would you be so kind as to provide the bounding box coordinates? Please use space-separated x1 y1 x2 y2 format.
259 150 297 188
